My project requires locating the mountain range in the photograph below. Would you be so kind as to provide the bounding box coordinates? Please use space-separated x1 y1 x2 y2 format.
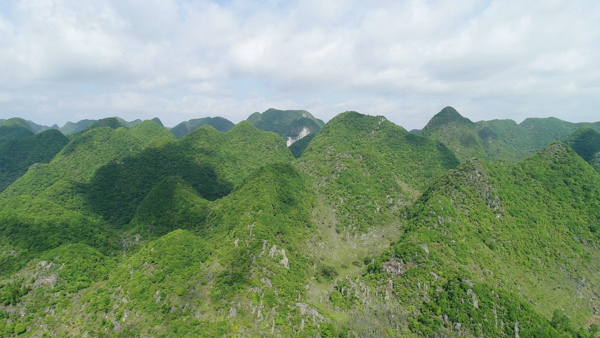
0 107 599 337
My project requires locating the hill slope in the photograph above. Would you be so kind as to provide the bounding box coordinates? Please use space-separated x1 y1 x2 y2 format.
361 143 600 336
298 111 459 232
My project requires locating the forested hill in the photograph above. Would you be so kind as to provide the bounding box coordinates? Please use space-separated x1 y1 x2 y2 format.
0 110 599 337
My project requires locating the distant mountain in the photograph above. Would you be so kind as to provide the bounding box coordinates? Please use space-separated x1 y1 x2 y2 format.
476 117 600 162
151 117 163 126
58 117 148 135
0 129 70 192
0 118 36 142
247 108 324 146
170 117 234 139
421 106 488 162
75 117 127 135
59 119 95 134
116 117 144 128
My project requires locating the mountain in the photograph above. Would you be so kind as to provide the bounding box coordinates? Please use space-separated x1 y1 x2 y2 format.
421 106 488 162
476 117 600 162
0 118 36 142
247 108 324 146
0 129 70 192
296 111 459 254
116 117 144 128
59 119 95 134
170 116 234 139
362 143 600 336
151 117 164 126
565 127 600 173
3 110 600 337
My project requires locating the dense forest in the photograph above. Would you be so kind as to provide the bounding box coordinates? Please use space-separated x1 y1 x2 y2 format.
0 107 599 337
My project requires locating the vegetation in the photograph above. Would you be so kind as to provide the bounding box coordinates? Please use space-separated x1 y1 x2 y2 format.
1 110 600 337
297 111 459 232
365 142 600 336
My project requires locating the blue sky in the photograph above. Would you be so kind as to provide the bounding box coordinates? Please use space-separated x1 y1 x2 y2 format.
0 0 599 129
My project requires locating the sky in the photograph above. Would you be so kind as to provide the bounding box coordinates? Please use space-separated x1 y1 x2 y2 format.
0 0 599 130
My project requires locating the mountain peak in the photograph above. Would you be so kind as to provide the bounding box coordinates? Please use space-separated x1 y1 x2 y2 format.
421 107 486 162
423 106 473 131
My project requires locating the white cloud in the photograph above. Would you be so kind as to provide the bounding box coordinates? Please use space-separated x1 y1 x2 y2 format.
0 0 599 129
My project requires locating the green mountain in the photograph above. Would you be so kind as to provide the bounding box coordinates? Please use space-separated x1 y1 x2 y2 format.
362 143 600 336
75 117 127 135
3 110 600 337
247 108 324 146
0 129 70 192
59 119 95 134
170 116 235 139
116 117 144 128
298 111 459 233
0 118 36 142
151 117 164 126
421 107 488 162
476 117 600 162
565 127 600 173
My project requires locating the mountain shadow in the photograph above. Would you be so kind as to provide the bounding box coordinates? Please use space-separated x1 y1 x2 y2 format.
83 141 233 227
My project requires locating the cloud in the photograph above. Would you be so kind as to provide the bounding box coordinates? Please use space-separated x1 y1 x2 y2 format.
0 0 599 129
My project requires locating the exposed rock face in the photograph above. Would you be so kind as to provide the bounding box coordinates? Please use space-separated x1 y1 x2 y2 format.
287 127 311 146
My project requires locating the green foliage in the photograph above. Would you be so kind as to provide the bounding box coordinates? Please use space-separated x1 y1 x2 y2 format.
0 196 114 275
128 119 176 146
1 127 146 200
170 116 234 138
366 142 600 336
0 129 69 192
128 176 210 237
83 140 232 225
2 111 600 337
421 106 488 162
298 111 459 232
40 243 115 292
0 280 31 306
